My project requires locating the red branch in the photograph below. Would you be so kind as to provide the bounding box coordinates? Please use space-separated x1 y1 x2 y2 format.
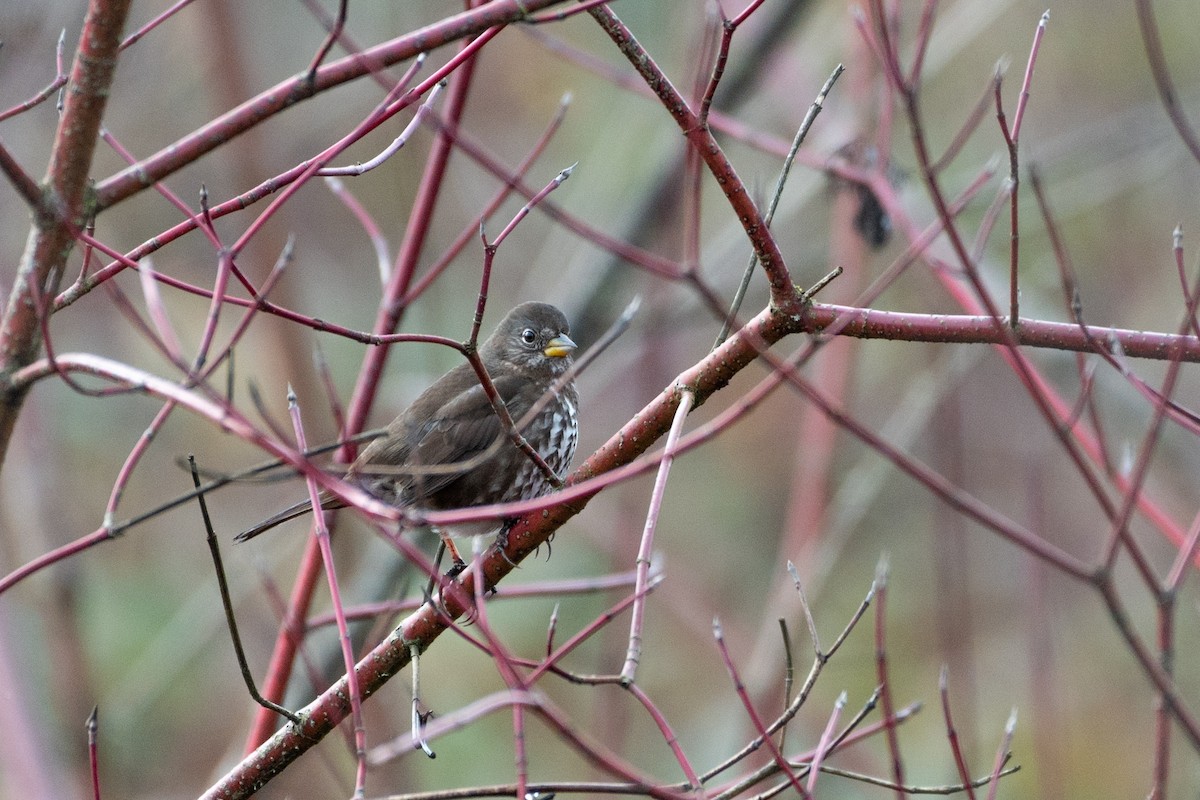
92 0 571 209
586 4 801 313
0 0 133 463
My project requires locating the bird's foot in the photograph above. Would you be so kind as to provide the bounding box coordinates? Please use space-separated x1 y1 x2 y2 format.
494 522 521 568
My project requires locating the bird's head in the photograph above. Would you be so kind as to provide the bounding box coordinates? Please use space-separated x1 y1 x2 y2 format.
484 301 577 376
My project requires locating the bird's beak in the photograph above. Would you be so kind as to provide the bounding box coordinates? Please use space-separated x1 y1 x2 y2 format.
543 333 577 359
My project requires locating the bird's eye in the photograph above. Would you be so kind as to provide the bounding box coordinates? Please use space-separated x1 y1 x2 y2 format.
521 328 537 345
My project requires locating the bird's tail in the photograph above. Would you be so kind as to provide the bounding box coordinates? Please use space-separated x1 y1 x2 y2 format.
234 495 341 542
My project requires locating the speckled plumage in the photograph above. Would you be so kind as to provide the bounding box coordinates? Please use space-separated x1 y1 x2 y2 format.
236 302 579 548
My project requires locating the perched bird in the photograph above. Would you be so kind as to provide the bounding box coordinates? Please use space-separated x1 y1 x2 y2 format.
235 302 579 566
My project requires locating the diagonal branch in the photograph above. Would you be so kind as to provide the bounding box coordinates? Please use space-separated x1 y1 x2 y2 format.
587 4 802 313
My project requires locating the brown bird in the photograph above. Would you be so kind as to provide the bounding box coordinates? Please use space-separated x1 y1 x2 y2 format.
235 302 579 567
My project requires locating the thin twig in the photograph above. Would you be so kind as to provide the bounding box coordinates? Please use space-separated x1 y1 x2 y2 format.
985 711 1017 800
287 389 369 796
620 388 693 684
86 706 100 800
714 64 844 347
940 666 977 800
713 617 811 798
188 456 301 725
304 0 348 83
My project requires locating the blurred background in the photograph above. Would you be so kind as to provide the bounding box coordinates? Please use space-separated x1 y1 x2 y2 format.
2 0 1200 797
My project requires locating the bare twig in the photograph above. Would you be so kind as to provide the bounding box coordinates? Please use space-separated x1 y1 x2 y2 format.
620 388 692 684
715 63 844 346
188 456 301 726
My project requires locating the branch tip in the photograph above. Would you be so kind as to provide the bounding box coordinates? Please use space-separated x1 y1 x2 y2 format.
874 553 890 586
556 162 578 182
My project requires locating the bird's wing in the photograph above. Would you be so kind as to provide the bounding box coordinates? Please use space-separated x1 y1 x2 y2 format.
383 374 525 499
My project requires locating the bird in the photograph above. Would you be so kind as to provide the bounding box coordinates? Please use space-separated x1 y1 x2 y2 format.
235 302 579 569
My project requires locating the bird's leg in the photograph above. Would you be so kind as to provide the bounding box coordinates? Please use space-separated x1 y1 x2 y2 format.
438 530 467 577
408 644 436 759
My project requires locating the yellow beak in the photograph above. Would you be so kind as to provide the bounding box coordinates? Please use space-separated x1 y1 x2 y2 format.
543 334 577 359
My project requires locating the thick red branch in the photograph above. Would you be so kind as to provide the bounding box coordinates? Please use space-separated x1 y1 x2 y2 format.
805 303 1200 362
0 0 132 470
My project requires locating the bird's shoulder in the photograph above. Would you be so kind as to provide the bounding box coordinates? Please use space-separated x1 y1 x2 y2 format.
355 367 527 468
